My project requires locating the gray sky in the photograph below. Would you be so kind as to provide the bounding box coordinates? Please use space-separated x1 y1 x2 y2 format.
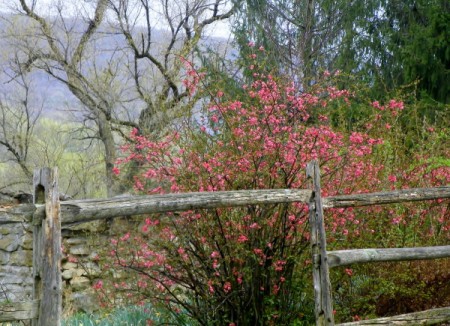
0 0 232 38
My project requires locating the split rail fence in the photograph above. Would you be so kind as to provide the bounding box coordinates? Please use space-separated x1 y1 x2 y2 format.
0 162 449 325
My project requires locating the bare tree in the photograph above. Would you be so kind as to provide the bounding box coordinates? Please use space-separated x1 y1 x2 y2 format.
109 0 235 134
0 53 41 187
3 0 234 196
4 0 137 196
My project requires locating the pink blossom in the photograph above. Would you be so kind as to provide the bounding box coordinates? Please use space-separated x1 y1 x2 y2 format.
208 280 215 293
388 99 404 110
237 235 249 243
120 233 130 242
210 251 220 258
388 175 397 183
93 280 103 290
371 101 382 109
349 132 364 144
223 282 232 293
253 248 263 255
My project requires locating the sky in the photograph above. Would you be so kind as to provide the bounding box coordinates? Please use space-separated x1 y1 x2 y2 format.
0 0 233 39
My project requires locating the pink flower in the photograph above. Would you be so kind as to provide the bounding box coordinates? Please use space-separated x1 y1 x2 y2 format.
93 280 103 290
388 99 404 110
223 282 232 293
112 167 120 175
208 280 215 293
253 248 263 255
388 175 397 183
248 117 258 125
345 268 353 276
349 132 364 144
237 235 249 243
273 284 280 295
121 233 131 241
371 101 381 109
210 251 220 258
274 260 286 271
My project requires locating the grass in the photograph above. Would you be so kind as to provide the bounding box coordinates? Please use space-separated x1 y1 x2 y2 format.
63 304 166 326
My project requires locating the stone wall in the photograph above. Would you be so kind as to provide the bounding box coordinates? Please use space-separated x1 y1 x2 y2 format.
0 200 119 314
0 221 33 302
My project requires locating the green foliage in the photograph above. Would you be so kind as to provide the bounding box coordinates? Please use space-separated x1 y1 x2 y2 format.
232 0 355 85
333 260 450 322
63 304 191 326
0 116 107 198
336 0 450 104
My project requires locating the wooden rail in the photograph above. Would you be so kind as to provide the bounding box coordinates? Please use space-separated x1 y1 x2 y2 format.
41 189 313 225
328 245 450 268
3 187 448 226
323 186 450 208
337 306 450 325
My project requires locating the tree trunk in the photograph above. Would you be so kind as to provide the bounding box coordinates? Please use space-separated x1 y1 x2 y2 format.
97 111 117 197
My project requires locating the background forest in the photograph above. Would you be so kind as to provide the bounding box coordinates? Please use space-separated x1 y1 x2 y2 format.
0 0 449 324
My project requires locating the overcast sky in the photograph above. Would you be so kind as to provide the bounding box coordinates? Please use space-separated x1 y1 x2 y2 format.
0 0 233 39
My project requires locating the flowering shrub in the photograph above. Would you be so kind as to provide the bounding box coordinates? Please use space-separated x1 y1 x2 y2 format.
97 48 449 325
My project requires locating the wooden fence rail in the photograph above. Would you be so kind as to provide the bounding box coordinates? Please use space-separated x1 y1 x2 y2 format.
1 164 449 325
328 245 450 268
2 186 448 226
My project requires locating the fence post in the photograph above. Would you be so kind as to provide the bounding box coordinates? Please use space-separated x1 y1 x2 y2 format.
307 160 334 326
32 168 62 326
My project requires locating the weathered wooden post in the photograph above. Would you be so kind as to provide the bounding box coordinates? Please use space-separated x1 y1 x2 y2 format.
32 168 62 326
307 160 334 326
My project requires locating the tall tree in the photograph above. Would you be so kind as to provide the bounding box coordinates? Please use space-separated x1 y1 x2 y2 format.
4 0 134 196
3 0 234 196
232 0 354 87
337 0 449 104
